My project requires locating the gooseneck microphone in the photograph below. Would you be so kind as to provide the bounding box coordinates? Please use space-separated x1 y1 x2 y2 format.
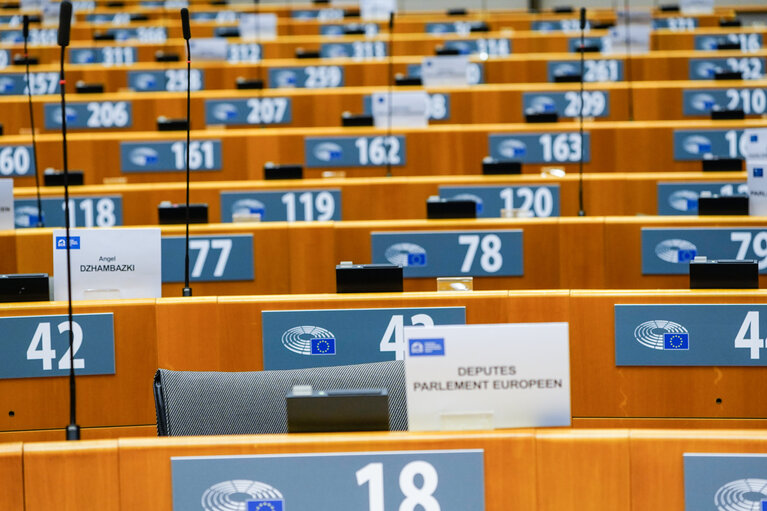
623 0 634 121
181 7 193 297
57 0 79 441
578 7 586 217
385 12 394 178
23 14 43 227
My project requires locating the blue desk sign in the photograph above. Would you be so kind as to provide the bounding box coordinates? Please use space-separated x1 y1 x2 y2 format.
641 227 767 275
0 72 59 95
226 43 262 63
689 57 765 80
70 47 136 66
371 230 523 278
363 92 451 121
172 450 485 511
547 59 623 82
407 62 485 84
305 135 406 168
190 10 238 22
522 90 610 118
128 69 204 92
685 454 767 511
0 313 115 379
268 65 345 88
220 189 341 222
439 185 560 218
291 8 344 20
161 234 254 282
425 21 488 34
0 49 8 70
205 98 292 126
652 17 698 30
320 23 379 36
0 28 57 44
694 33 763 52
319 41 387 59
262 306 466 369
44 101 133 130
531 19 590 32
489 132 591 164
14 196 123 228
85 13 132 23
682 88 767 116
120 140 222 173
104 26 167 42
657 181 747 215
0 15 23 26
0 145 35 176
567 36 604 52
442 38 511 57
616 304 767 365
673 128 745 160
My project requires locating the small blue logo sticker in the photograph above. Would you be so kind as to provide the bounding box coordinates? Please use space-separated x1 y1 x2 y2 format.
755 167 764 178
247 500 284 511
663 332 689 350
310 337 336 355
55 236 80 249
409 338 445 356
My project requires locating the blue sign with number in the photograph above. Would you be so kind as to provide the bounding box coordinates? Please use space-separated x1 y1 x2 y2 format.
548 60 623 82
652 17 698 30
616 304 767 366
641 227 767 274
172 450 485 511
14 196 123 228
44 102 133 130
0 72 60 96
442 38 511 56
161 235 254 282
70 47 136 65
489 132 591 164
0 144 35 176
362 93 452 121
673 129 745 160
371 230 523 278
0 15 22 26
682 88 767 116
220 189 341 222
319 41 388 59
262 307 466 369
305 135 406 168
0 28 56 44
128 69 204 92
86 13 130 23
291 8 343 20
407 62 485 84
657 181 747 215
320 23 379 36
685 454 767 511
689 57 765 80
694 33 764 51
120 140 222 173
439 185 560 218
531 20 587 32
104 27 167 42
268 66 345 89
425 21 487 33
522 91 610 118
0 313 115 379
205 98 292 126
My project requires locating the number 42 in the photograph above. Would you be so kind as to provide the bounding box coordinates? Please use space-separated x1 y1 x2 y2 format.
27 321 84 370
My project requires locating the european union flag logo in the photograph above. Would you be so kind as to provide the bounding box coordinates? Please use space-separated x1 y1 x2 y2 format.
310 337 336 355
663 332 689 350
407 252 427 266
761 499 767 511
247 500 284 511
755 167 764 178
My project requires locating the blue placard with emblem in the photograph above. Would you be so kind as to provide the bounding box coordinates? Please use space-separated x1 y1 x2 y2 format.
0 144 36 176
171 450 485 511
682 88 767 116
319 23 379 36
220 189 341 222
120 140 222 173
694 33 764 51
226 43 262 63
0 313 115 379
305 135 406 168
439 185 560 218
70 47 136 65
44 101 133 130
0 28 57 44
689 57 765 80
268 65 345 88
522 90 610 118
657 181 747 215
161 234 253 282
0 15 23 26
615 304 767 365
205 98 292 126
442 38 511 56
85 13 132 23
531 19 588 32
190 10 238 22
547 59 623 82
0 72 60 95
673 129 745 160
14 196 123 228
406 62 485 84
319 41 387 59
291 8 344 20
103 27 167 42
362 92 452 121
567 36 604 52
262 306 466 369
128 69 204 92
488 132 591 164
652 17 698 30
685 454 767 511
425 21 488 33
371 230 523 278
641 227 767 274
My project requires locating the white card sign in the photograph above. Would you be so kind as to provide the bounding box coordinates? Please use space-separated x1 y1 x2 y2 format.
681 0 714 14
604 11 651 54
748 159 767 216
742 128 767 160
189 38 228 61
360 0 396 21
371 91 429 128
239 13 277 40
52 227 161 300
404 322 571 431
0 179 12 230
421 56 470 87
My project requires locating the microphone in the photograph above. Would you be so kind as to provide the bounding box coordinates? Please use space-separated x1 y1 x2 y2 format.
23 14 43 227
578 7 586 217
622 0 634 121
57 0 79 441
385 12 394 178
181 7 192 297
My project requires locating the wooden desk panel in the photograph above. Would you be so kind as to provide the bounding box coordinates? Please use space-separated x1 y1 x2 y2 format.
0 443 23 511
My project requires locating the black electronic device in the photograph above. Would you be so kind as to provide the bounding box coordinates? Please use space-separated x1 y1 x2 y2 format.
44 170 83 186
394 74 421 86
690 259 758 289
711 109 745 120
286 389 390 433
343 26 366 35
553 5 574 12
702 158 743 172
343 8 360 17
446 7 467 15
469 22 490 32
714 70 742 80
341 112 374 127
574 44 600 53
336 263 403 293
155 51 180 62
592 21 614 29
296 48 320 59
106 1 125 6
92 32 116 41
157 117 188 131
0 274 49 303
235 77 264 89
697 195 748 215
1 2 19 9
435 46 461 56
525 112 558 123
13 54 38 65
716 41 740 50
426 198 477 219
554 74 581 83
719 18 741 27
210 0 226 4
312 0 330 4
216 27 240 38
482 157 521 175
0 124 3 135
158 203 209 224
264 162 303 180
75 81 103 94
659 4 680 11
130 13 149 21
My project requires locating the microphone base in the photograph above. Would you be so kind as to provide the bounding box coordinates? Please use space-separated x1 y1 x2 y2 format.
182 287 193 297
578 210 586 217
66 424 80 441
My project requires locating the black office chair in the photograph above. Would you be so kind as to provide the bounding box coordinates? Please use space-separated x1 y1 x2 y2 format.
153 360 408 436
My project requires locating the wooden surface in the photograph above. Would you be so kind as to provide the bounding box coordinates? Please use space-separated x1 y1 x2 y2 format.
0 443 23 511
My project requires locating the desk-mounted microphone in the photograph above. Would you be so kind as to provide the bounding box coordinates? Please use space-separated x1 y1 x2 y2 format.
578 6 586 217
23 14 43 227
180 7 193 297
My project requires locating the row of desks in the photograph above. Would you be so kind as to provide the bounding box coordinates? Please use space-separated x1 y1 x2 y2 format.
1 289 767 439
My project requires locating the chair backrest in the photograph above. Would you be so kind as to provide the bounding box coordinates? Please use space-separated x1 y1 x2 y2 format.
153 360 408 436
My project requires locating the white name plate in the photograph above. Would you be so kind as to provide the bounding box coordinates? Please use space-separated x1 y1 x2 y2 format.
748 159 767 216
421 56 470 87
0 179 12 230
360 0 396 21
371 91 429 128
404 322 571 431
239 13 277 40
743 128 767 160
189 38 228 61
